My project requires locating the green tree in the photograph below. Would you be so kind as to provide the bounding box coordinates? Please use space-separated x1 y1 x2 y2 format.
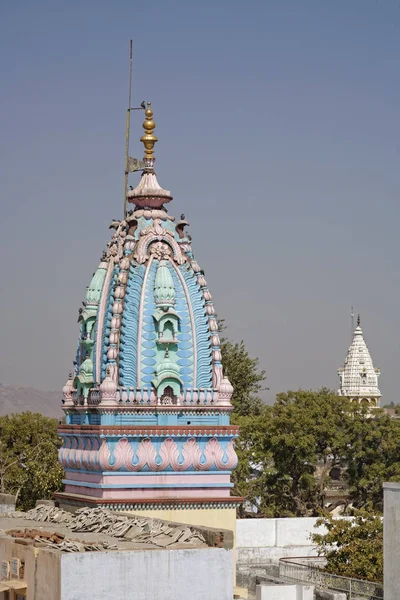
220 338 266 417
343 405 400 511
257 389 351 516
0 412 64 510
230 410 274 516
232 388 359 517
312 511 383 583
219 325 400 518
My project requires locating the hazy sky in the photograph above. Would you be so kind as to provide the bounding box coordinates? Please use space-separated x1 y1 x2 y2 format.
1 0 399 404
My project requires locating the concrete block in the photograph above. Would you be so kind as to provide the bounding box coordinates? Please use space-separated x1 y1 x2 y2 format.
256 583 314 600
35 499 55 508
256 584 297 600
296 586 314 600
315 591 347 600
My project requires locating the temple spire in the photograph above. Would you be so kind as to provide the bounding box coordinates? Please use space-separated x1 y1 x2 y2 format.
127 101 172 208
140 102 158 160
338 318 381 408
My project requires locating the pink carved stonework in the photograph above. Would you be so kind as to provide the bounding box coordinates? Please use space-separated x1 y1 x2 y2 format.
98 439 111 470
113 438 135 471
61 436 237 474
218 376 233 406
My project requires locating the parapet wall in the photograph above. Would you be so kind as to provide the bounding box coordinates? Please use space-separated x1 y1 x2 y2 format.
236 517 353 566
237 517 320 565
237 517 353 599
61 547 233 600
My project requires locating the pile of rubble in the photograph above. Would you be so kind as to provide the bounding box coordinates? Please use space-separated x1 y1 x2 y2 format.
3 505 206 550
6 528 116 552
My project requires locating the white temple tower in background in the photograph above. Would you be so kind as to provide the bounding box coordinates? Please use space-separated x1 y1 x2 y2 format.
338 316 381 408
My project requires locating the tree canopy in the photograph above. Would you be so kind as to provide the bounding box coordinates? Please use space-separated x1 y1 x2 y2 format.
312 511 383 583
0 412 64 510
220 337 266 417
221 330 400 518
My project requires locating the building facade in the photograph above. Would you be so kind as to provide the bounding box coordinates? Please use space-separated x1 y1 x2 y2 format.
337 316 381 408
56 103 240 533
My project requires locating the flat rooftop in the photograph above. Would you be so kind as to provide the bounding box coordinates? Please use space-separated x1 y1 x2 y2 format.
0 505 208 554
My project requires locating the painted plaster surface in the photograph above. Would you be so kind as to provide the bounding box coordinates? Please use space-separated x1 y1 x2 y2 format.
60 547 233 600
121 506 238 585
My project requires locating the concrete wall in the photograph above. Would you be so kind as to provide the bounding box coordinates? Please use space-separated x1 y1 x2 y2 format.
61 547 233 600
384 482 400 600
0 535 60 600
237 517 355 566
0 494 15 514
123 506 237 582
236 517 322 565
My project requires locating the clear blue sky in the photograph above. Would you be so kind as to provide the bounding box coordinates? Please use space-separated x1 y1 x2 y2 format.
1 0 399 403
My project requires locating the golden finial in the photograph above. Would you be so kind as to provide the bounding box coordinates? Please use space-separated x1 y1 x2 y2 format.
140 101 158 159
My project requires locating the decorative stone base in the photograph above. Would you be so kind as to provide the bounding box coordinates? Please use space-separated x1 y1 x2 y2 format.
54 491 242 512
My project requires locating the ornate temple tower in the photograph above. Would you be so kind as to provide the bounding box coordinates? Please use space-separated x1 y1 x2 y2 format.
56 103 240 532
337 316 381 408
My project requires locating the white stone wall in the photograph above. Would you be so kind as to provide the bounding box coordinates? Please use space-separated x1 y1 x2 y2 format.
60 547 233 600
236 517 353 565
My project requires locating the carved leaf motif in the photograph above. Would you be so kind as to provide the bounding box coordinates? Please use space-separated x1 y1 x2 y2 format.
67 437 79 469
224 440 238 469
159 438 180 470
198 437 221 471
113 438 134 471
182 438 202 470
136 438 158 470
98 439 112 470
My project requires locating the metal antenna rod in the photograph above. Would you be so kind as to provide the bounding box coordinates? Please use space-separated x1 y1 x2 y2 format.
128 40 133 110
123 40 133 218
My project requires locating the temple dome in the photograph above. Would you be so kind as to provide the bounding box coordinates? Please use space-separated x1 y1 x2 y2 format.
68 103 229 407
57 99 238 513
338 317 381 407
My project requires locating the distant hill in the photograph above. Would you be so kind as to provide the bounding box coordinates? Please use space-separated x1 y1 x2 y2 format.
0 384 62 419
